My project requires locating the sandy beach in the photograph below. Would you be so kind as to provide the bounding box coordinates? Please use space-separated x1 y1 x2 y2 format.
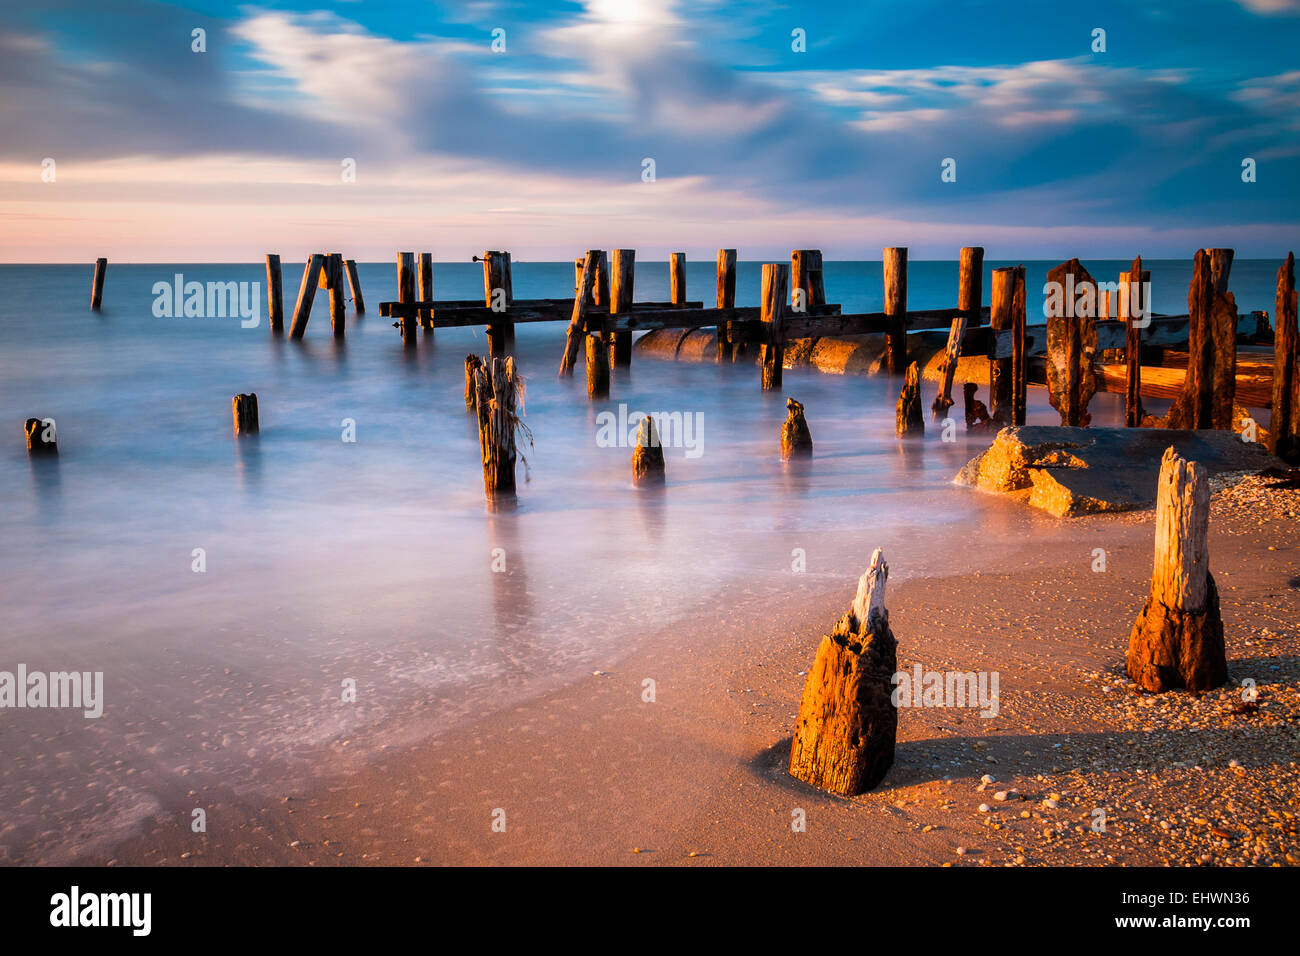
71 474 1299 868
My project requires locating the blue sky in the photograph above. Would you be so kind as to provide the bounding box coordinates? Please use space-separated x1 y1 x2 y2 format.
2 0 1299 261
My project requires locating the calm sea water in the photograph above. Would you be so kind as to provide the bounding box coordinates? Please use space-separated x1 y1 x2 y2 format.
0 257 1286 861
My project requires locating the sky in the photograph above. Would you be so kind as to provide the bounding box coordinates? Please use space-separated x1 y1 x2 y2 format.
2 0 1299 262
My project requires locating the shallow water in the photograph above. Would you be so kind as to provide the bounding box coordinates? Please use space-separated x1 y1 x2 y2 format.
0 257 1283 860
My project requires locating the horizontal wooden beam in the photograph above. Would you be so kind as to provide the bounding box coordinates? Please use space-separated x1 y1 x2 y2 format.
989 313 1258 360
596 303 840 335
379 299 702 320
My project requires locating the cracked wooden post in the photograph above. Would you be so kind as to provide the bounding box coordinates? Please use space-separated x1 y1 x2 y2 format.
464 354 484 410
990 267 1016 423
345 259 365 315
418 253 434 331
931 313 966 422
586 333 610 400
896 360 924 437
789 548 897 795
91 258 107 311
559 251 599 376
716 249 737 363
1164 249 1236 429
610 249 635 369
632 415 665 486
396 252 416 349
781 397 813 460
290 254 325 340
1125 257 1145 427
474 356 522 510
1270 252 1298 462
25 418 56 456
883 247 908 374
265 255 284 332
1010 265 1027 426
760 263 788 391
327 253 346 338
1126 448 1227 693
959 246 984 327
1045 258 1098 427
482 251 513 357
232 393 259 436
669 252 686 306
791 249 825 315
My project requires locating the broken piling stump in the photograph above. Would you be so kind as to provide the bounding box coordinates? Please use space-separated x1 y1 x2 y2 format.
780 398 813 460
586 333 610 400
25 418 56 456
1126 447 1227 693
290 254 325 340
930 313 966 422
327 253 346 338
265 254 284 332
788 548 897 795
396 252 417 348
560 251 599 376
91 258 107 311
610 249 635 369
760 263 788 390
632 415 665 486
1269 252 1298 462
464 354 484 410
232 393 259 436
345 259 365 315
1160 249 1237 430
474 357 524 510
963 382 994 432
1044 258 1098 427
896 361 924 437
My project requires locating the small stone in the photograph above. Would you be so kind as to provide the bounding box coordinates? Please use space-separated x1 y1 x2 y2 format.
1043 799 1059 809
956 846 967 856
979 803 992 813
994 791 1009 801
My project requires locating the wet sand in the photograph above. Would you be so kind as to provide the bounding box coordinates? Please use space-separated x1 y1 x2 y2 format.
73 479 1300 867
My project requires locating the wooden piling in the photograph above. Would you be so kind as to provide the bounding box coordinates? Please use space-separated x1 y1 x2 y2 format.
290 254 325 339
396 252 416 348
25 418 56 456
896 361 924 437
465 354 484 410
1126 448 1226 693
265 255 284 332
594 250 609 309
559 251 599 376
883 248 908 374
930 313 966 422
990 267 1016 423
419 253 434 330
1163 249 1236 429
669 252 686 306
232 393 259 436
1125 257 1144 427
632 415 665 486
781 397 813 460
474 357 523 509
586 333 610 399
958 246 984 327
791 250 826 314
1270 252 1298 461
716 249 737 363
90 258 107 311
1044 258 1098 427
482 251 514 356
1010 265 1027 426
610 250 635 368
327 253 346 338
345 259 365 315
760 263 788 390
788 548 897 796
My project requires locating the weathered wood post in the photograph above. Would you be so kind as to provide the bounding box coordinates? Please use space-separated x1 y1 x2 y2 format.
883 247 908 374
1270 252 1298 461
327 253 346 338
265 254 284 332
290 254 325 339
1045 258 1098 427
345 259 365 315
482 251 514 356
464 354 484 410
586 333 610 399
594 250 609 308
610 250 635 368
791 250 826 315
958 246 984 326
1125 257 1145 427
396 252 417 348
1010 265 1027 426
789 548 897 795
232 393 259 436
716 249 737 363
1164 249 1236 429
930 314 966 422
474 357 523 510
418 253 434 330
1208 249 1238 430
90 258 107 311
990 267 1016 423
632 415 665 486
781 398 813 460
896 361 924 437
25 418 56 456
669 252 686 306
760 263 788 390
559 251 599 376
1126 448 1227 693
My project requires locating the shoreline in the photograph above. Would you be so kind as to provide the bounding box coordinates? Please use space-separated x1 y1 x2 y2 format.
63 476 1300 867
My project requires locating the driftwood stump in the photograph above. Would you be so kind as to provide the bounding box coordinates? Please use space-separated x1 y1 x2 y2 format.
789 548 897 795
1044 258 1098 427
474 357 525 509
232 393 259 436
1126 447 1227 693
963 382 994 432
559 251 599 377
1270 252 1298 462
25 418 56 456
632 415 665 486
1161 249 1237 430
464 354 484 410
895 361 924 437
781 397 813 460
